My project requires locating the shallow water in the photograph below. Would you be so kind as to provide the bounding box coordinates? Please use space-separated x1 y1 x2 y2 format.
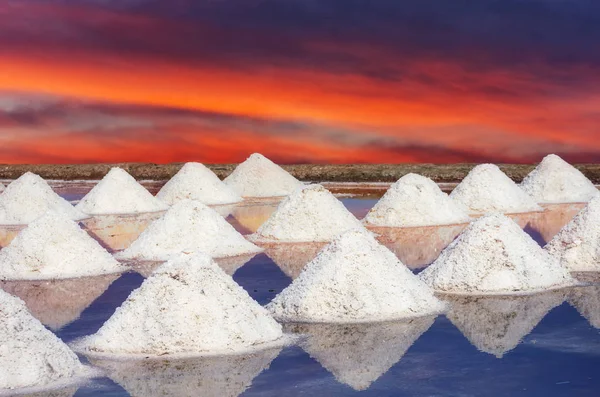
3 183 600 396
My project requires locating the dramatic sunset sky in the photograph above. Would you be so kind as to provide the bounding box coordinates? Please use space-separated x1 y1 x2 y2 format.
1 0 599 164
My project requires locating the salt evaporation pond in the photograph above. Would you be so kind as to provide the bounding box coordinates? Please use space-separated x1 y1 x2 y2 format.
3 180 600 397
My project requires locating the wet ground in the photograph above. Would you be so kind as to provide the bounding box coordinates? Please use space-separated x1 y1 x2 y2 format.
2 182 600 397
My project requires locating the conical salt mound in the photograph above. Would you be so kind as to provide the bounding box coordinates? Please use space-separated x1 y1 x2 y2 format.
267 229 445 323
363 173 471 227
251 184 366 243
0 172 86 225
544 196 600 272
521 154 598 204
116 200 262 262
91 348 281 397
0 212 125 280
449 164 542 214
419 213 576 294
286 317 435 391
156 162 243 206
446 291 565 358
76 168 168 215
568 286 600 328
78 252 283 356
0 289 85 391
223 153 303 198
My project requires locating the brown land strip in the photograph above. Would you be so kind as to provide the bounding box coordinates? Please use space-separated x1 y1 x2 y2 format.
0 163 600 183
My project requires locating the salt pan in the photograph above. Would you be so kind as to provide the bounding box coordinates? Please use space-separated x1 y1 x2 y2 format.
77 252 284 356
449 164 542 214
521 154 598 204
267 229 445 323
419 213 576 294
156 162 243 206
0 212 125 280
0 289 84 391
223 153 303 198
544 195 600 271
250 184 365 243
0 172 86 225
363 173 471 227
116 200 262 262
76 168 168 215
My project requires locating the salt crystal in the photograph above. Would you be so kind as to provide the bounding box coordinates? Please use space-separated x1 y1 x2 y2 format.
267 229 445 322
0 212 125 280
363 173 471 227
0 172 86 225
223 153 303 198
287 317 434 390
250 184 366 243
545 196 600 271
521 154 598 204
116 200 262 262
76 168 168 215
450 164 542 214
156 162 242 206
445 291 565 357
0 289 84 391
77 252 283 356
419 213 576 294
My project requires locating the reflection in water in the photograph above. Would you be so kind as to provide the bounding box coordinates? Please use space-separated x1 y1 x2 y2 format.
0 275 119 330
568 286 600 328
285 317 436 391
262 242 327 279
0 224 25 247
18 387 78 397
208 204 236 218
444 291 566 358
522 203 585 245
90 348 281 397
82 212 164 252
231 202 279 234
370 224 465 269
130 254 257 278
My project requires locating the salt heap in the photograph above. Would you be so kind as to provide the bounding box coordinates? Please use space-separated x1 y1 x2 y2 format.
419 213 576 295
0 289 85 391
449 164 542 214
267 229 445 323
287 317 434 391
363 173 471 227
445 292 565 357
0 212 125 280
76 167 168 215
568 286 600 329
250 184 365 243
0 172 86 225
0 182 4 193
544 196 600 272
223 153 303 198
156 162 243 206
77 252 283 356
116 200 262 262
521 154 598 204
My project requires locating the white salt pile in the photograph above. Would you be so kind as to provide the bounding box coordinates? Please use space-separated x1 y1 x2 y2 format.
363 173 471 227
0 212 125 280
223 153 303 198
419 213 576 295
116 200 262 262
91 348 281 397
446 292 565 358
544 195 600 272
449 164 542 214
76 167 168 215
250 184 365 243
267 229 445 323
0 289 85 391
568 286 600 329
521 154 598 204
156 162 243 206
0 172 86 225
288 318 434 391
0 182 4 193
77 252 283 356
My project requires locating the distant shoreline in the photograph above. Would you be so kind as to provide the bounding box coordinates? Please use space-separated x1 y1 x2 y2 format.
1 163 600 183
